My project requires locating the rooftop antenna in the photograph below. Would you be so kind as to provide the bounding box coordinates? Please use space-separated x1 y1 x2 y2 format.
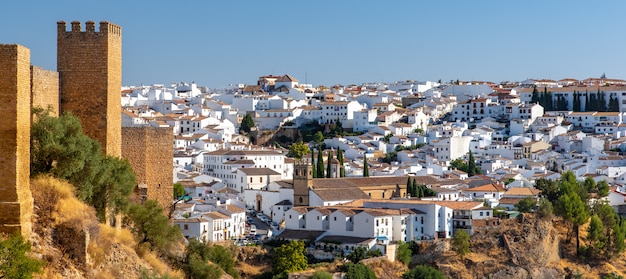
305 72 308 84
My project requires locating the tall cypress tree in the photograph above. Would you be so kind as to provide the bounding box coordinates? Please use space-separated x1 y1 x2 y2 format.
573 91 581 112
337 147 345 177
326 151 332 178
406 176 412 197
317 147 325 178
609 95 620 112
585 90 590 112
589 92 597 111
468 150 476 177
412 179 418 197
311 149 316 178
363 156 369 177
531 86 539 103
598 90 607 112
546 91 553 111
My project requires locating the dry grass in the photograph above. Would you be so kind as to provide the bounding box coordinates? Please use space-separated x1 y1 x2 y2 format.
31 176 182 279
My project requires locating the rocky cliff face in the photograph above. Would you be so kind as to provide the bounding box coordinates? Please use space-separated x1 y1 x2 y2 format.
414 214 566 279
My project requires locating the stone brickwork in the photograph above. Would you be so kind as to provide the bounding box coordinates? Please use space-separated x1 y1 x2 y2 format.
57 21 122 157
0 44 33 238
31 65 59 117
293 161 313 206
122 127 174 211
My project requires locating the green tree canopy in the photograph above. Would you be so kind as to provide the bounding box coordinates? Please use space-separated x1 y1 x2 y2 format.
31 109 137 221
240 113 255 133
344 263 376 279
91 156 137 222
452 229 470 256
31 110 103 201
287 141 310 159
0 233 44 279
396 241 412 266
537 197 553 220
174 182 185 199
534 178 559 203
272 241 308 276
402 265 446 279
346 246 367 263
312 131 324 144
182 239 225 279
514 197 537 213
127 200 182 255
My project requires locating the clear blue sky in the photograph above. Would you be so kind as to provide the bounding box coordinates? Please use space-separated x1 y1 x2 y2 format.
3 1 626 88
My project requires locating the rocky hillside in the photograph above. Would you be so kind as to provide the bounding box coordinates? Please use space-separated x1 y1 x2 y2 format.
29 176 182 279
411 214 625 279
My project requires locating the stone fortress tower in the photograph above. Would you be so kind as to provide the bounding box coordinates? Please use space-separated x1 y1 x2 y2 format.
0 45 34 238
57 21 122 157
0 21 173 237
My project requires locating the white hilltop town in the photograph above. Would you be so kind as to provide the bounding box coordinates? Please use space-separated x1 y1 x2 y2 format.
121 75 626 258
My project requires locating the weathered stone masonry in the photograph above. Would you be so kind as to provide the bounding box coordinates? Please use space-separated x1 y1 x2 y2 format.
122 127 174 211
0 44 34 238
58 21 122 157
30 66 59 118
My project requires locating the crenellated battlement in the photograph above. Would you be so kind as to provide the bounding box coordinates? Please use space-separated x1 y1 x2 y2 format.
57 20 121 36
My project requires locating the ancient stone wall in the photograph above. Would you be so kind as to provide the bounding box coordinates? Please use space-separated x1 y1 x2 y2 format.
57 21 121 157
0 44 33 238
122 127 174 211
31 65 59 117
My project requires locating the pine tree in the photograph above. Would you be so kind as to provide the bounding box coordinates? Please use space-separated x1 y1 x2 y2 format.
317 147 325 178
363 156 369 177
326 151 332 178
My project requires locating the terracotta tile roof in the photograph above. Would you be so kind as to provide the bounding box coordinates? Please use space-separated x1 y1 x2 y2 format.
311 176 438 189
358 199 483 210
503 187 541 197
312 188 370 202
202 211 230 220
221 204 245 213
498 197 526 205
